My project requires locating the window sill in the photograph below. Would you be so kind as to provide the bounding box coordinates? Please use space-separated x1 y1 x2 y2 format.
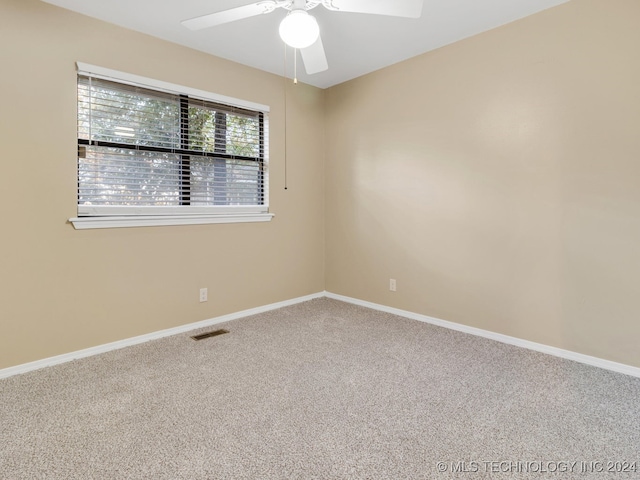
69 213 274 230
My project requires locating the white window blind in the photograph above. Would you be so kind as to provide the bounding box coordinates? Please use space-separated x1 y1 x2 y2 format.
76 68 269 220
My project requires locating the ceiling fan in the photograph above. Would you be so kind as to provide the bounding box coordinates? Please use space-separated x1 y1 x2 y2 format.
182 0 423 75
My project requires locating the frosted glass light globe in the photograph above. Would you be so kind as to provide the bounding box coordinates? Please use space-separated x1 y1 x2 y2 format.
279 10 319 49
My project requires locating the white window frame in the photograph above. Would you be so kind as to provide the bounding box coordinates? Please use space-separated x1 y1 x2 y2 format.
69 63 273 230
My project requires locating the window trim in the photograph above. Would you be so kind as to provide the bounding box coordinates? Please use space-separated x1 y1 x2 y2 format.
71 63 273 230
69 213 274 230
76 63 270 113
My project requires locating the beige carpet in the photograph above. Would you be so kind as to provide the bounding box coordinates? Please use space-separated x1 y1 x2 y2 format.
1 298 639 479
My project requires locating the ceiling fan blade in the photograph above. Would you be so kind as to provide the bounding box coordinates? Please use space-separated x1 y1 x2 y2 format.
182 1 277 31
324 0 423 18
300 35 328 75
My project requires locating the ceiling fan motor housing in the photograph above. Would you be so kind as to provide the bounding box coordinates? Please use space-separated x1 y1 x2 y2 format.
283 0 321 11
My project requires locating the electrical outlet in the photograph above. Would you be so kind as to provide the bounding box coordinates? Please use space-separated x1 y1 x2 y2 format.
199 288 208 303
389 279 397 292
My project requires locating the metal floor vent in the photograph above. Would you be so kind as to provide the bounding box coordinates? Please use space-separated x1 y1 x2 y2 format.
191 329 229 341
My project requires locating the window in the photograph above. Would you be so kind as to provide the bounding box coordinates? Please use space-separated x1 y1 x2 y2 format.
70 63 272 229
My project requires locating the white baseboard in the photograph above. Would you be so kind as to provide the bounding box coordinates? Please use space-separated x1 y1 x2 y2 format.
0 292 324 380
324 291 640 379
3 290 639 380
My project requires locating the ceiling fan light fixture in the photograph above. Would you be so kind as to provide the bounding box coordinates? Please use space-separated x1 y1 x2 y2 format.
279 10 319 49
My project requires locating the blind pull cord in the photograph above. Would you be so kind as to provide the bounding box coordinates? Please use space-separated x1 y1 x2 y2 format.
283 44 289 190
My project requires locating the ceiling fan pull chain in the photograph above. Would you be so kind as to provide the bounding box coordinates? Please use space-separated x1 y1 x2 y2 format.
294 48 298 84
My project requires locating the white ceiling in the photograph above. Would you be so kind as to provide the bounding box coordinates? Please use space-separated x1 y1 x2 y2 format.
41 0 569 89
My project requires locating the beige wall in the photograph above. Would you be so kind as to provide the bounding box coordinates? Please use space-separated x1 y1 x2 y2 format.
3 0 639 372
325 0 640 367
0 0 325 369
